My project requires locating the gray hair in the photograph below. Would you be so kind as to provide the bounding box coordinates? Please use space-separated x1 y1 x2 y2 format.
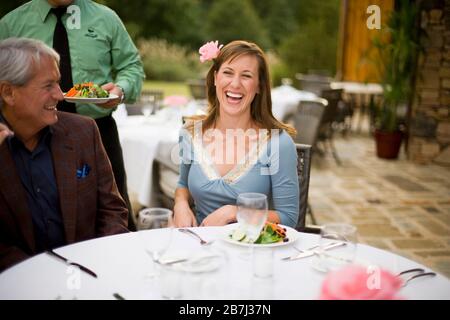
0 38 60 107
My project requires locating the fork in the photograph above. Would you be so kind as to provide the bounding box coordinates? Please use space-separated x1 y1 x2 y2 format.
178 228 214 245
396 268 437 287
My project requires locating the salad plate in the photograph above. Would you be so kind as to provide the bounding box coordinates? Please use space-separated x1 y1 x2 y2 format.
63 93 118 104
221 223 299 247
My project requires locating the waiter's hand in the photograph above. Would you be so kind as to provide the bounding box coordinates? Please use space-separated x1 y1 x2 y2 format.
0 123 13 145
96 82 123 108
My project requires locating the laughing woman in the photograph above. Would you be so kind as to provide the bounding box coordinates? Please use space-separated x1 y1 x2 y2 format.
173 40 299 228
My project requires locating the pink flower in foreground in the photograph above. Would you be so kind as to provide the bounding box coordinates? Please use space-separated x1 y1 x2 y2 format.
319 264 403 300
163 95 189 107
199 41 223 63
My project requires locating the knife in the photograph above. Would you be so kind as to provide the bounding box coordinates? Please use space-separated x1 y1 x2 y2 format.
282 242 347 261
47 250 98 278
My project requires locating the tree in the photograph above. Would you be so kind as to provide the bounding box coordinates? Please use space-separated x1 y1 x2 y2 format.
251 0 297 48
205 0 271 49
278 0 340 76
104 0 204 48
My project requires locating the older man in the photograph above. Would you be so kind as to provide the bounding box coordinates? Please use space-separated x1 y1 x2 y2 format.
0 38 129 271
0 0 146 230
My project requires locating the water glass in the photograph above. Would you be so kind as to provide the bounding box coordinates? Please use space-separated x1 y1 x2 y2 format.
159 263 184 299
137 208 174 278
142 95 156 117
236 193 268 243
138 207 173 230
252 247 274 278
316 223 358 272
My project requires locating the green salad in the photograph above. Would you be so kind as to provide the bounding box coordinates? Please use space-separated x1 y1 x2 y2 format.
66 82 109 98
230 222 288 244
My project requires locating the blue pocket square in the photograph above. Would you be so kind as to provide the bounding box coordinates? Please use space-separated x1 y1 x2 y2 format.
76 164 91 179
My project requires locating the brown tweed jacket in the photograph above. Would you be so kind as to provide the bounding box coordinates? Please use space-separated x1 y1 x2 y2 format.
0 112 129 271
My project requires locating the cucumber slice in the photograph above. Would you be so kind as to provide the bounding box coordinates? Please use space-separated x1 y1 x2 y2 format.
231 228 247 242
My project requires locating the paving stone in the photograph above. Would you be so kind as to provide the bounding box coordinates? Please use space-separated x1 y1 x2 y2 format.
355 223 404 237
383 175 428 191
360 239 392 251
394 221 425 238
430 260 450 279
413 250 450 258
392 239 444 249
401 199 434 205
329 197 360 205
422 206 442 214
309 133 450 278
355 206 382 214
434 214 450 228
414 218 450 236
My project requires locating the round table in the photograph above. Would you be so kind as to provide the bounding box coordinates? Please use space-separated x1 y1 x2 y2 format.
1 227 449 300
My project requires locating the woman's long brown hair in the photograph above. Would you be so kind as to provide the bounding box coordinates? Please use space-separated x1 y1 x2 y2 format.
186 40 296 138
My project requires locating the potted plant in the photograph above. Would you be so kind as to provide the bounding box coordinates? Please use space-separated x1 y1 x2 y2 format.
370 0 420 159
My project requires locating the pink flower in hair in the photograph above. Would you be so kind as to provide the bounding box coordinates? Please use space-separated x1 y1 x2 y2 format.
199 41 223 63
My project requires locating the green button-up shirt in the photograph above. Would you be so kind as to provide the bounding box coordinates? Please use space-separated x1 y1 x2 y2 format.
0 0 145 119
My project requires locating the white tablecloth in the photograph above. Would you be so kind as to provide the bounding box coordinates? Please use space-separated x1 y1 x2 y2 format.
330 81 383 95
271 85 318 121
1 227 449 300
116 111 181 208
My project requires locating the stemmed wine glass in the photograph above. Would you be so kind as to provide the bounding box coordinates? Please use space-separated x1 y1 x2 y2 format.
236 193 268 260
137 208 174 279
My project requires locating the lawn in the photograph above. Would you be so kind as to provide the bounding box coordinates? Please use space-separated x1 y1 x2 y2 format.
143 80 191 98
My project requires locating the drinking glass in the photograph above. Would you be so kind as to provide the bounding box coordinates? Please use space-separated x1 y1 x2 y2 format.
137 208 174 279
315 223 358 272
142 95 156 117
236 193 268 243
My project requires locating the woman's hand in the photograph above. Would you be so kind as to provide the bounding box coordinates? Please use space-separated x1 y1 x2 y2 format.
173 200 197 228
200 205 237 227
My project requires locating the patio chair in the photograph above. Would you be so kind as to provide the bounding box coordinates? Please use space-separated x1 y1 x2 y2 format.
288 98 328 147
126 89 164 116
295 73 332 95
187 79 207 100
317 88 343 165
295 144 320 233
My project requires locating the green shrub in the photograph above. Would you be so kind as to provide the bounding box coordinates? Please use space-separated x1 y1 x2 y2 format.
266 51 291 87
138 39 206 82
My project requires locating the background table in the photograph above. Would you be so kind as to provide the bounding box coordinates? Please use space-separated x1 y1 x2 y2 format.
1 227 449 300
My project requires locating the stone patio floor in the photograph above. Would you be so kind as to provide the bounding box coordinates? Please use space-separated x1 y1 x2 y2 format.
308 130 450 278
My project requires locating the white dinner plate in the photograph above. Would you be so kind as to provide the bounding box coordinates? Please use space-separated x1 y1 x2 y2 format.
221 223 299 247
63 93 118 104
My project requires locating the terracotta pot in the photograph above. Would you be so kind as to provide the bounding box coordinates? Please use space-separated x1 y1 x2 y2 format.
374 130 403 159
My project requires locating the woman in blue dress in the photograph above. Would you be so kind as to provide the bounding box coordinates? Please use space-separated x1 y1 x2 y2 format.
174 40 299 228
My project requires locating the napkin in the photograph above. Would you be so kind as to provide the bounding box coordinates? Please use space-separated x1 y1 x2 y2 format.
319 264 403 300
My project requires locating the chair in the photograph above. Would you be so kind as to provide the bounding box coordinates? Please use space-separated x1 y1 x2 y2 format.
317 89 343 165
187 79 207 100
295 73 331 95
152 141 180 209
294 144 320 233
127 90 164 116
288 98 328 148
